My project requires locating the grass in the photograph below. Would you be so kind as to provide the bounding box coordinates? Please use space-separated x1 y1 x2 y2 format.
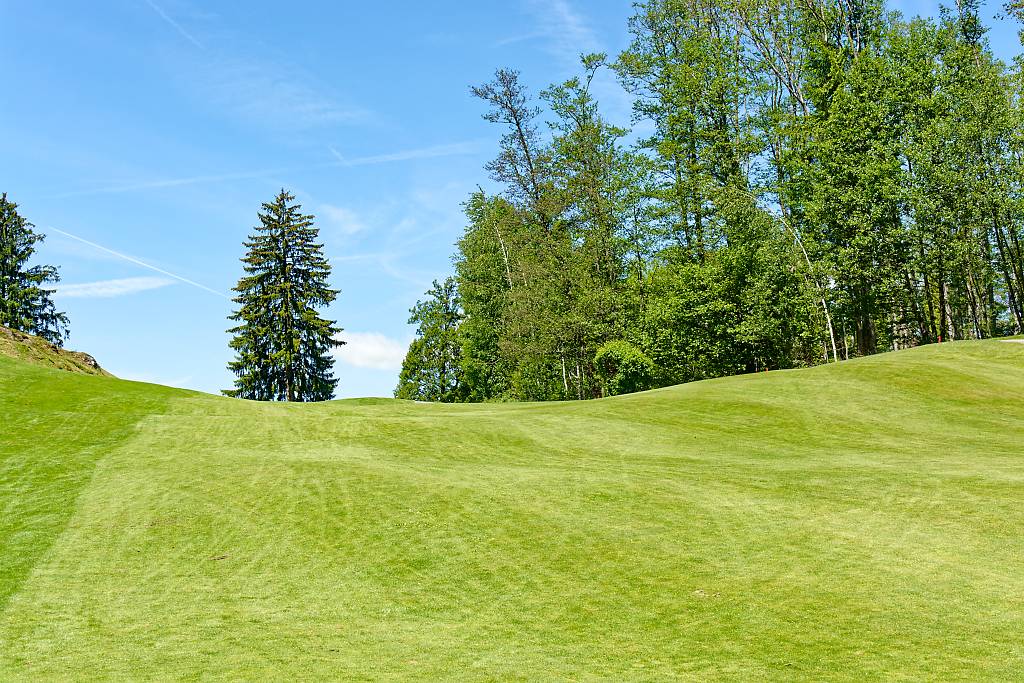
0 326 111 376
0 340 1022 680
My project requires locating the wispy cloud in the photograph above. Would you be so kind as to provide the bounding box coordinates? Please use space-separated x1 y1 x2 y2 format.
319 204 367 236
48 227 230 299
318 179 470 291
57 276 176 298
524 0 635 127
195 56 367 130
328 141 481 167
334 332 408 370
145 5 362 132
50 141 481 198
526 0 600 65
50 168 283 198
493 31 546 48
329 251 397 263
144 0 204 49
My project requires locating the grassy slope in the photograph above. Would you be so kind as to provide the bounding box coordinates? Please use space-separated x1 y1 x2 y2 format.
0 341 1022 681
0 326 111 376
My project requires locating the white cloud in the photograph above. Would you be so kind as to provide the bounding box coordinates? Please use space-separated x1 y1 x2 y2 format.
334 332 409 370
494 31 546 48
521 0 634 127
319 204 367 235
527 0 600 65
57 276 176 298
51 168 280 197
331 141 481 166
191 55 368 131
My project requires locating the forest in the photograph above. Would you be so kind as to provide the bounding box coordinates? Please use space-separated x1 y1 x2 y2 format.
396 0 1024 402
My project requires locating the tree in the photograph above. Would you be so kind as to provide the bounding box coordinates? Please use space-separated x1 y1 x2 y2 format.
1006 1 1024 44
460 60 639 401
0 193 69 345
454 192 517 401
395 277 466 402
437 0 1024 403
594 340 656 396
225 190 342 402
615 0 758 262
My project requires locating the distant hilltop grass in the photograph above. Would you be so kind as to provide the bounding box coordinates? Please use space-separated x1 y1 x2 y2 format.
0 338 1022 680
0 325 110 377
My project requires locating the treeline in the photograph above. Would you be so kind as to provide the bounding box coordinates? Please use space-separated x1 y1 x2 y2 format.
0 187 345 402
397 0 1024 402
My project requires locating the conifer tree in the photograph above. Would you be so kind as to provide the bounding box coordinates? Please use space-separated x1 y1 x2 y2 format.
0 193 69 345
225 190 343 402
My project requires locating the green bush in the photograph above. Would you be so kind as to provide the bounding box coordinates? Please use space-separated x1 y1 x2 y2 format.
594 340 656 397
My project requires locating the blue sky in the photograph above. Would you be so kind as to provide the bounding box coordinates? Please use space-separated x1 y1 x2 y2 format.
2 1 1019 397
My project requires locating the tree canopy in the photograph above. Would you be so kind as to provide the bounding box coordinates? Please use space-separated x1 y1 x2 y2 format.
397 0 1024 402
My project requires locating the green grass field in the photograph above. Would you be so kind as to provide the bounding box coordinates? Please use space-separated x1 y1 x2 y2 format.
1 340 1022 680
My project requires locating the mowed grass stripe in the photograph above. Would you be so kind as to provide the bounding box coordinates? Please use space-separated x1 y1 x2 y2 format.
0 340 1021 679
0 359 175 613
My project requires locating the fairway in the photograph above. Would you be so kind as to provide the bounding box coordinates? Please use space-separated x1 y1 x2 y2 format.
1 340 1023 680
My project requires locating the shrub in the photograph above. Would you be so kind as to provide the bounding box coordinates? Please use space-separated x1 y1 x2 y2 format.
594 340 656 397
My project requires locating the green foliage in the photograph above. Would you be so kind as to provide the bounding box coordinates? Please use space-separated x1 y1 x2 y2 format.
395 277 466 402
454 193 519 401
1006 1 1024 44
594 339 655 396
0 193 68 346
225 189 342 402
438 0 1024 403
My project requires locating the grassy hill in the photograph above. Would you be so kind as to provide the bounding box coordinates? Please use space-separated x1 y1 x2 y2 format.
0 326 111 377
1 340 1022 680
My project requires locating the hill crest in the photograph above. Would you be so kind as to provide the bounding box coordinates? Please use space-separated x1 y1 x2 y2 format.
0 326 111 377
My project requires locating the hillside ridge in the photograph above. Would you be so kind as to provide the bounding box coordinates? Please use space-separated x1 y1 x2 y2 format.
0 326 111 377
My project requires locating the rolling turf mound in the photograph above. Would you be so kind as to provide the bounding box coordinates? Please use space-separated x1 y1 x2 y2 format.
0 340 1022 680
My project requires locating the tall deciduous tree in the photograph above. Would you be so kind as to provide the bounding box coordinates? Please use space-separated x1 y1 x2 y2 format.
0 193 69 345
395 277 466 402
426 0 1024 403
225 190 342 402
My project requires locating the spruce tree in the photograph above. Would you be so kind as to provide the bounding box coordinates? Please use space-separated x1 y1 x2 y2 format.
225 190 343 401
0 193 69 345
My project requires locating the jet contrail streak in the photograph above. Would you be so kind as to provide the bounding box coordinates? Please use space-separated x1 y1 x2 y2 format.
144 0 204 49
48 227 231 300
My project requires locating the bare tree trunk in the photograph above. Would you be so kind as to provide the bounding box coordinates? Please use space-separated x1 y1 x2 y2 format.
560 354 569 396
904 270 928 344
940 281 956 341
965 269 983 339
993 218 1024 332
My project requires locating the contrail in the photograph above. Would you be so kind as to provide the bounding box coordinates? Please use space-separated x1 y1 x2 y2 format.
144 0 204 49
49 168 287 198
48 141 482 199
48 227 231 300
331 141 480 167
